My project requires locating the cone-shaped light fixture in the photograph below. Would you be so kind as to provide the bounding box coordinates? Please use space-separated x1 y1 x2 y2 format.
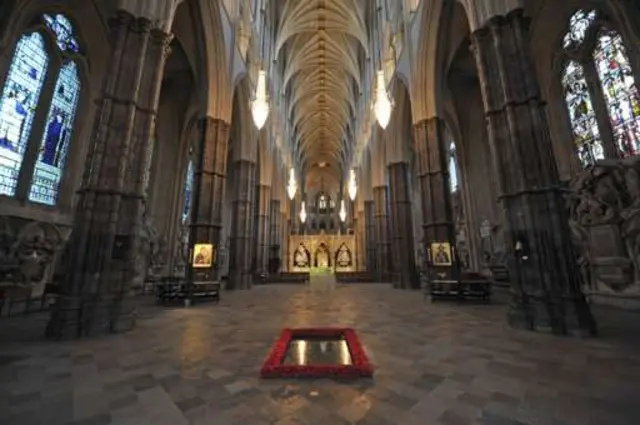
339 199 347 222
348 169 357 201
251 70 270 130
287 167 297 200
299 201 307 223
374 70 393 129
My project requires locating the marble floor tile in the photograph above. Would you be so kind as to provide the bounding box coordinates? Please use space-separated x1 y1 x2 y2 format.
0 284 639 425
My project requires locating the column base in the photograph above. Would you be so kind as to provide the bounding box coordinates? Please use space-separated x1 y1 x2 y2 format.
507 290 597 337
227 272 253 290
46 294 137 340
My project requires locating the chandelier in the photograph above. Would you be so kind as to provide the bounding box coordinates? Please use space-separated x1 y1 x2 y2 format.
374 70 393 129
286 167 297 200
339 199 347 222
299 201 307 223
251 69 270 130
348 169 357 201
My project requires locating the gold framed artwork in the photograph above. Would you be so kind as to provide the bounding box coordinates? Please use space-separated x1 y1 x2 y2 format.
192 243 214 268
430 242 453 267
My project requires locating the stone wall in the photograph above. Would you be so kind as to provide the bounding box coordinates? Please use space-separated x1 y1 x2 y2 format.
567 158 640 309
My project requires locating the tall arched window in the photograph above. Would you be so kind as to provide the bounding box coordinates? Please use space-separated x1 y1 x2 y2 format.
448 141 459 193
560 9 640 168
0 13 82 205
182 159 194 223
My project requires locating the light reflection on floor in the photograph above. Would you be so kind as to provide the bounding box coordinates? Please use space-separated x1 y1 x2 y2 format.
282 337 352 365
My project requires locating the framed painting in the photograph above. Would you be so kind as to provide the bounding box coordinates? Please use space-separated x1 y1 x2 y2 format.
430 241 453 267
192 243 214 268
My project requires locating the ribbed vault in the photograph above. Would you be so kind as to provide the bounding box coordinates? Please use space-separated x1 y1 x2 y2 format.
275 0 368 189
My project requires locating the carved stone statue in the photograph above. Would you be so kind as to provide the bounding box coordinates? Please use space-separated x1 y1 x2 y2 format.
0 218 63 293
566 158 640 302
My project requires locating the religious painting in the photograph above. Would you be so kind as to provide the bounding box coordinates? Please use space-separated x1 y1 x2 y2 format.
430 242 452 267
192 243 214 268
336 243 352 268
294 243 310 268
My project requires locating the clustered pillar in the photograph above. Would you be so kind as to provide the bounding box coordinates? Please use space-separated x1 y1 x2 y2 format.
471 10 595 335
47 12 172 339
228 160 256 289
364 200 376 275
413 117 457 280
281 208 289 270
356 209 366 270
255 184 271 274
373 186 391 282
387 163 419 289
269 199 281 272
189 116 229 281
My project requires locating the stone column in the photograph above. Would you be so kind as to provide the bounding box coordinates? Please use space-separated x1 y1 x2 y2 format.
188 117 229 282
388 163 419 289
270 199 281 272
281 211 289 271
413 117 457 279
46 13 171 339
228 160 256 289
373 186 391 282
365 200 376 274
357 209 366 270
255 185 271 274
471 10 595 335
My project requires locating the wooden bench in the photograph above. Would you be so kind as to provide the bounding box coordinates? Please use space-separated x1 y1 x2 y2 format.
335 272 376 283
489 264 509 284
156 278 188 304
427 273 491 303
190 281 220 303
264 272 310 284
156 279 221 304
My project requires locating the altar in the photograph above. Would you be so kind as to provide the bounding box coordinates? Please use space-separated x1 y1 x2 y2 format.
289 234 356 272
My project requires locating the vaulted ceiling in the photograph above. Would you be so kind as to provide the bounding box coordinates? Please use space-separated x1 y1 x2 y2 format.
274 0 369 190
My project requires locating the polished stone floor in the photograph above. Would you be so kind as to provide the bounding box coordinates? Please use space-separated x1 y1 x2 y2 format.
1 284 640 425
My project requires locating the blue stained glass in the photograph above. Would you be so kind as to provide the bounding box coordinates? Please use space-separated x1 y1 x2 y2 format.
29 61 81 205
449 141 458 192
0 32 49 197
182 160 195 223
593 29 640 158
43 14 80 53
562 61 604 167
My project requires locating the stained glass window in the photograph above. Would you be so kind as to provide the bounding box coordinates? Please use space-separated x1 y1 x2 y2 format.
593 30 640 158
563 10 597 48
449 141 458 192
29 61 81 205
182 160 195 223
0 32 49 197
562 61 604 167
43 14 80 53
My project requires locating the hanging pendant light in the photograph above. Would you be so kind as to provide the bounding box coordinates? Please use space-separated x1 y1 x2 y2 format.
251 69 270 130
287 167 297 200
348 169 357 201
299 201 307 223
339 199 347 222
374 70 393 129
